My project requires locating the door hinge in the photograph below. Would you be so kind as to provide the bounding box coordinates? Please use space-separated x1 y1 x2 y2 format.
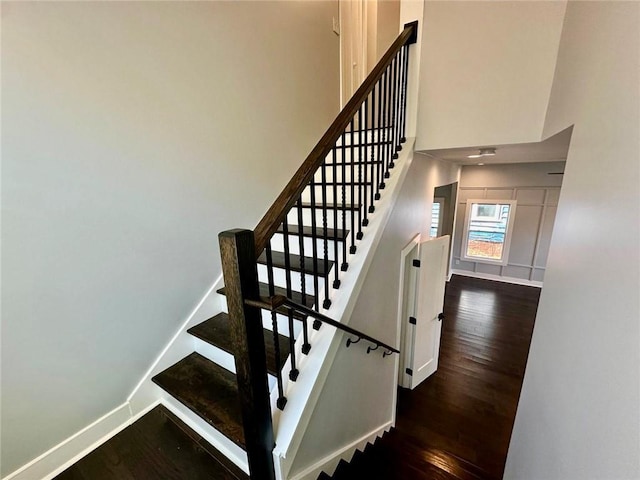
405 368 413 376
412 259 421 268
438 313 445 322
409 316 417 325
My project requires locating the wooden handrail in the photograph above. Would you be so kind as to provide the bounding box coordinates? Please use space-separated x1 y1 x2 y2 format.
253 22 418 257
247 295 400 355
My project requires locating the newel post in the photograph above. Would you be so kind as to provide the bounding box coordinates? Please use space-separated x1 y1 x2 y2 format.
219 229 275 480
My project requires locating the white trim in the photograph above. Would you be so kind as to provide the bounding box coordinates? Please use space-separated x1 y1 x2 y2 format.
160 396 249 474
451 269 543 288
288 422 393 480
127 275 223 403
1 402 140 480
396 234 421 390
460 199 517 266
272 140 416 480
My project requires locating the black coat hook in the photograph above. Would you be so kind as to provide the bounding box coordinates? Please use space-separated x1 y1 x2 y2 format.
346 336 361 348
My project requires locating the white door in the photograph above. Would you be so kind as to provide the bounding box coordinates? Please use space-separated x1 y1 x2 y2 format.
402 235 449 389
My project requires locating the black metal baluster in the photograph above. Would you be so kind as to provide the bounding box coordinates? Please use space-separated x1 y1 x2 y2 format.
265 242 286 409
370 84 377 211
390 55 398 167
296 195 311 355
400 44 409 144
320 159 331 309
381 70 389 186
395 49 404 153
341 130 349 272
396 49 404 151
281 217 298 381
385 64 393 179
356 108 363 241
362 98 369 228
332 147 341 289
349 119 357 254
308 185 319 310
375 78 382 200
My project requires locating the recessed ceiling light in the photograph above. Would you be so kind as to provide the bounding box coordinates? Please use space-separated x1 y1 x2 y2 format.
477 162 485 166
467 147 496 159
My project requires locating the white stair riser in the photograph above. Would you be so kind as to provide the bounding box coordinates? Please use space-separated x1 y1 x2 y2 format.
300 187 382 206
287 207 357 229
312 163 383 184
257 264 326 297
193 337 278 391
270 233 346 263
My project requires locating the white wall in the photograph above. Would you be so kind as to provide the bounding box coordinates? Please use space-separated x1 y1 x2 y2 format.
415 1 566 150
288 153 459 477
376 0 401 62
453 162 565 285
0 2 339 475
506 2 640 479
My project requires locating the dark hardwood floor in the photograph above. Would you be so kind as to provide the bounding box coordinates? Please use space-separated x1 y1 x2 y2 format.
55 274 538 480
54 405 248 480
324 274 540 480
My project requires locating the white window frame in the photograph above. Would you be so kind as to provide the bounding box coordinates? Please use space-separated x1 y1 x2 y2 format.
461 199 517 266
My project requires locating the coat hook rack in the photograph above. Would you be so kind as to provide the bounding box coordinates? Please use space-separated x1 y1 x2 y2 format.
346 336 361 348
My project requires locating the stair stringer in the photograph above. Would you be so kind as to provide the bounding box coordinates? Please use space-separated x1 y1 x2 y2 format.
271 140 416 480
127 274 226 417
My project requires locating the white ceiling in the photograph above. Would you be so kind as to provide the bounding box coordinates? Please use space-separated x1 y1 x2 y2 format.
418 127 572 166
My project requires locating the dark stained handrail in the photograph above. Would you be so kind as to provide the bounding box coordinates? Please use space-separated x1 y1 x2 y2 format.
253 22 418 257
246 295 400 355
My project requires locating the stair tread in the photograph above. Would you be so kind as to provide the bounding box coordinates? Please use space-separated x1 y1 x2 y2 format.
257 250 334 277
152 353 245 449
217 282 315 319
188 313 290 376
276 224 348 241
54 404 247 480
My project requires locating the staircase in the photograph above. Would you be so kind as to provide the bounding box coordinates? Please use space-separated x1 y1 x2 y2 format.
137 22 419 480
318 429 493 480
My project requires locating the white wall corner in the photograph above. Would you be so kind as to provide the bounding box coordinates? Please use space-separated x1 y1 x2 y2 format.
400 0 425 139
127 274 224 415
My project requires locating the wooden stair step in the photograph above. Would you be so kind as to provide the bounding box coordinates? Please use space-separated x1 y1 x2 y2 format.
276 224 348 241
54 404 247 480
152 353 245 449
188 313 290 376
257 250 334 277
217 282 315 320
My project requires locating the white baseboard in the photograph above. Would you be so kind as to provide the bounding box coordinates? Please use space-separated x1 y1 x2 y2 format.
451 269 543 288
2 402 142 480
288 422 392 480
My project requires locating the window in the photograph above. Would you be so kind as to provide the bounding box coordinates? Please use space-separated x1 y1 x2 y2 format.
429 199 444 238
461 199 517 265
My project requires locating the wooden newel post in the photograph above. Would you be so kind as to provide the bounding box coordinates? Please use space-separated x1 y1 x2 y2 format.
219 229 275 480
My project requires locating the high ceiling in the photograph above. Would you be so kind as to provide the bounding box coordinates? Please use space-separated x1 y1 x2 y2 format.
418 127 572 166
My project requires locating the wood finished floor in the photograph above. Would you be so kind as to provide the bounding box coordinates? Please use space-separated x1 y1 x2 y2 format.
325 274 539 480
54 274 538 480
54 405 248 480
